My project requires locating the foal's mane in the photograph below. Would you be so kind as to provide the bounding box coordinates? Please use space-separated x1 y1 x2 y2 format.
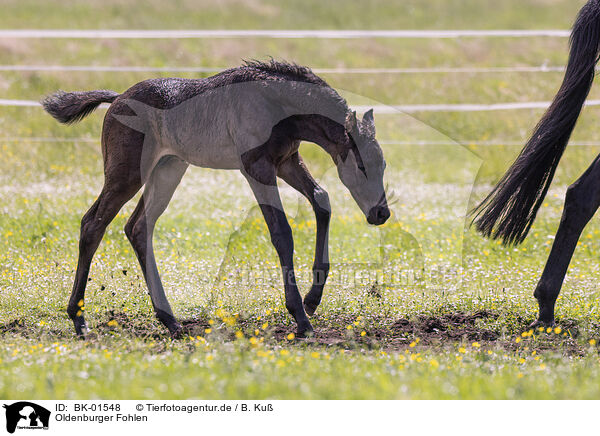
242 59 330 87
238 59 350 116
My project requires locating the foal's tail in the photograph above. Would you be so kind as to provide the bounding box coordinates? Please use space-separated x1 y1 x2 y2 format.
470 0 600 245
41 90 120 124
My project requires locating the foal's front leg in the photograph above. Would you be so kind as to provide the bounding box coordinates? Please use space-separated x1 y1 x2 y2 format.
278 153 331 316
242 162 313 337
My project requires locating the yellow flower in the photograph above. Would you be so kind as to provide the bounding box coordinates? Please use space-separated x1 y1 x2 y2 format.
249 337 258 345
409 341 417 348
546 327 552 334
204 328 212 334
517 373 524 379
553 327 562 334
262 322 268 330
286 333 295 340
235 330 244 339
471 342 480 348
458 347 466 353
430 359 439 368
360 331 366 337
515 337 521 344
590 339 597 346
310 352 320 359
280 350 290 356
518 358 526 364
107 320 118 327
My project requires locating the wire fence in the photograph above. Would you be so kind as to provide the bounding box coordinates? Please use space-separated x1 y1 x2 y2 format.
3 137 600 147
0 29 573 39
4 99 600 113
0 64 569 74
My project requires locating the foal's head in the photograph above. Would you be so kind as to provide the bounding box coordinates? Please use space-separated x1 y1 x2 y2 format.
337 109 390 225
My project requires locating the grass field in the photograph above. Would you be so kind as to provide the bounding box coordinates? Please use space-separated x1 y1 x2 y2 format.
3 0 600 399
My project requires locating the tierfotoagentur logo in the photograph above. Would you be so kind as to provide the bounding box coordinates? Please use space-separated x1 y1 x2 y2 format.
2 402 50 433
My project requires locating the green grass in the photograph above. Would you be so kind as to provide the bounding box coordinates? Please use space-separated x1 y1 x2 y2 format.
2 0 600 399
0 0 588 30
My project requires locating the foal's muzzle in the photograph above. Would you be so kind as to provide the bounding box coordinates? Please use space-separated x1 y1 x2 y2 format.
367 205 390 225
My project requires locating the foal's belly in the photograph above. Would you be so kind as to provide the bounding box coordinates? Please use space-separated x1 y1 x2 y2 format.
174 140 241 170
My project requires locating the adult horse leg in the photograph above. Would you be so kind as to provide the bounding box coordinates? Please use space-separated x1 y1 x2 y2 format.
531 155 600 327
68 160 141 336
242 159 313 337
125 155 188 337
277 152 331 316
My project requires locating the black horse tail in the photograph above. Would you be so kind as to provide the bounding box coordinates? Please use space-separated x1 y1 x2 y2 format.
41 90 120 124
471 0 600 245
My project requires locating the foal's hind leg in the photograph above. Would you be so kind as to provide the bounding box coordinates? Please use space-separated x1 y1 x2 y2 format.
68 176 141 336
278 153 331 316
125 155 188 337
531 155 600 328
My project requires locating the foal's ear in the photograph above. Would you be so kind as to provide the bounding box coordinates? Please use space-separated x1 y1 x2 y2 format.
344 111 359 135
361 109 375 134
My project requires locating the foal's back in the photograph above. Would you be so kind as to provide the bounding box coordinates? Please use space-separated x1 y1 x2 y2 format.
102 61 345 174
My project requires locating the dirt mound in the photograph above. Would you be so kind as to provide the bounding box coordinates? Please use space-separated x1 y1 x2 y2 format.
261 311 500 349
96 311 209 338
391 310 499 342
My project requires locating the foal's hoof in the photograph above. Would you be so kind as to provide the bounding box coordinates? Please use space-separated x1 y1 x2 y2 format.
72 317 90 339
296 322 315 339
527 318 555 331
169 324 184 340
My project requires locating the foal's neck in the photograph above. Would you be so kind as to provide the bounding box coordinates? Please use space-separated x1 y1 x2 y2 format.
292 114 349 162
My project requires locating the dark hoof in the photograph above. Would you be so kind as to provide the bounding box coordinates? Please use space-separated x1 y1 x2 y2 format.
156 309 182 339
169 324 184 339
72 316 90 338
304 303 317 317
296 321 314 339
527 318 555 330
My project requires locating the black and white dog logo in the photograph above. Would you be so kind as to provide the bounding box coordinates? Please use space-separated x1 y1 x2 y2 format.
3 402 50 433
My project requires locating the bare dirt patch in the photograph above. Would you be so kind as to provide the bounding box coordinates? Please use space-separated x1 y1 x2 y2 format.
0 310 591 355
390 310 499 342
260 311 500 350
96 311 210 339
